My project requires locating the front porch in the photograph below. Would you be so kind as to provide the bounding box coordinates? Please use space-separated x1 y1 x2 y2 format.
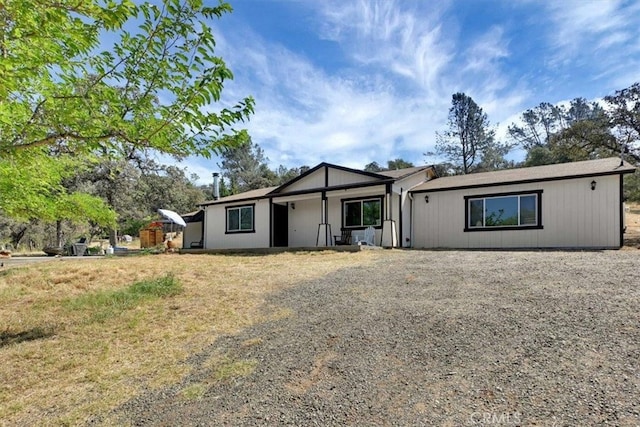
180 245 373 255
269 183 398 249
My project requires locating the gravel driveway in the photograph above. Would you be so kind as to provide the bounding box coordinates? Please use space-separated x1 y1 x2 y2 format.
107 250 640 426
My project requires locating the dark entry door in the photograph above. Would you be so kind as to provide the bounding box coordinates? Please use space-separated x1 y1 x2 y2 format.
273 203 288 247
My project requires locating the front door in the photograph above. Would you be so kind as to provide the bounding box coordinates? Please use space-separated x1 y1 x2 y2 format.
273 203 288 247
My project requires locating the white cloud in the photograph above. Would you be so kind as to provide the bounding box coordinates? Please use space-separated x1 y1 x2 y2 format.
208 12 453 170
175 0 640 182
192 3 533 175
314 0 454 93
544 0 640 72
547 0 625 47
463 26 509 73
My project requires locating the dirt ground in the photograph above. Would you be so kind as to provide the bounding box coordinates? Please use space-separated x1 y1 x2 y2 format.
102 249 640 426
2 244 639 425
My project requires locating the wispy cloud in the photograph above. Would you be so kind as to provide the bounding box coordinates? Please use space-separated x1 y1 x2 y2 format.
179 0 640 183
546 1 627 50
206 8 453 171
463 26 509 74
315 0 453 94
543 0 640 77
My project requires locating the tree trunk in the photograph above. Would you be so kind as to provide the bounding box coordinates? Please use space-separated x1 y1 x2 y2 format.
10 226 27 248
109 228 118 247
56 220 63 247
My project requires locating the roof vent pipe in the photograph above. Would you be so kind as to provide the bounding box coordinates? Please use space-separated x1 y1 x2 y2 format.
212 172 220 200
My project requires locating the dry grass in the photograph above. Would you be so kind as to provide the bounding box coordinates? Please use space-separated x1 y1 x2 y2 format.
624 202 640 248
0 251 377 426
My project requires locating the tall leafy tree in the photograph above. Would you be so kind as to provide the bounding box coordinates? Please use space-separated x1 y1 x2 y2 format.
274 165 308 185
0 0 253 156
387 158 415 170
218 140 279 193
550 112 617 163
364 159 414 172
0 150 115 225
364 162 384 172
475 143 515 172
218 141 312 193
522 146 557 167
435 93 505 174
509 97 623 166
137 165 207 214
84 158 143 245
507 102 564 150
0 0 253 229
604 83 640 163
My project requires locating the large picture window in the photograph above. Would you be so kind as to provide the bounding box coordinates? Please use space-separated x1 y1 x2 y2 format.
343 197 382 228
226 204 254 233
465 191 542 231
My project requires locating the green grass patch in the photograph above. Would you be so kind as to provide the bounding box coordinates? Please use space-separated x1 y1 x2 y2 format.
211 357 258 381
64 274 181 322
179 383 209 401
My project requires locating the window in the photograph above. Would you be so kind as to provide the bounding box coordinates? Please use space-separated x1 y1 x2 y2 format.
226 205 254 233
343 198 382 228
465 191 542 231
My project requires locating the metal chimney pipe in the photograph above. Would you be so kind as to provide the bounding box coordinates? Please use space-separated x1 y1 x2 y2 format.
212 172 220 200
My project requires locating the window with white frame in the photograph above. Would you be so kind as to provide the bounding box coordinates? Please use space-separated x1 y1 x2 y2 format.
226 204 254 233
465 191 542 231
343 197 382 228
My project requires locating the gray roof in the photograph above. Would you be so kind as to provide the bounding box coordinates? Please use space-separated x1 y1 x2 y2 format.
411 157 636 193
377 166 432 179
181 209 202 217
199 165 435 206
199 186 278 206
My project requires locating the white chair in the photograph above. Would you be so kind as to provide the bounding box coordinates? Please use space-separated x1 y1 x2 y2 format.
363 226 376 246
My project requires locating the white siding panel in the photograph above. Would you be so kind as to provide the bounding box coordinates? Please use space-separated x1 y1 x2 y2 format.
392 173 430 247
326 185 386 200
412 175 621 249
282 168 325 193
280 167 382 194
393 172 428 194
327 196 342 242
288 198 322 247
395 173 429 246
183 222 202 248
204 200 270 249
328 169 379 186
390 193 400 246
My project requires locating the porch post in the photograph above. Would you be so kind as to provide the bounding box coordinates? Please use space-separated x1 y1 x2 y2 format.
269 197 273 247
316 192 331 246
381 183 398 247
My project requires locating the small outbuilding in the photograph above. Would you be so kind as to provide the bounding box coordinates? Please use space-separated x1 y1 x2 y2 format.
139 222 164 248
182 209 204 248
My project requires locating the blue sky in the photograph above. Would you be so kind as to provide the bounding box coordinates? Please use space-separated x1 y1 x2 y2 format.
176 0 640 182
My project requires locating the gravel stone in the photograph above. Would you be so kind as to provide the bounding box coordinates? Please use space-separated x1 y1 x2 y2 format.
102 250 640 426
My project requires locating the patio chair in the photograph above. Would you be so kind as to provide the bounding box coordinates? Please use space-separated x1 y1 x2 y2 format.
363 226 376 246
334 228 352 245
71 237 88 256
